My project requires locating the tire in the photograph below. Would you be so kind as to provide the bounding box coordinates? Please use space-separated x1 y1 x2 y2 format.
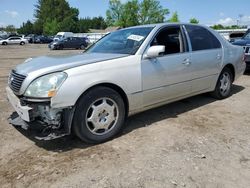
2 42 7 45
20 41 25 45
80 44 85 50
73 86 125 144
58 45 63 50
211 67 233 99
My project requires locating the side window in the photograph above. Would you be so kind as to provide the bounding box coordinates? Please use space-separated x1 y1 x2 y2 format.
185 25 221 51
150 26 186 55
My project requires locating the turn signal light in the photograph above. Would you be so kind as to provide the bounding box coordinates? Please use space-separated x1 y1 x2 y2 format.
48 89 57 97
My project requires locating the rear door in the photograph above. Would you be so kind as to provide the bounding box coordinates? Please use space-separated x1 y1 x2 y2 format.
8 37 17 44
184 25 223 92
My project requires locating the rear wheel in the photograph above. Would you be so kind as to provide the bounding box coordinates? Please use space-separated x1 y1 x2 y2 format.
20 41 25 45
211 67 233 99
73 86 125 144
80 44 85 50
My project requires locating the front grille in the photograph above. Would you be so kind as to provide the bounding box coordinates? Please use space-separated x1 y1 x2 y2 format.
243 46 250 55
9 70 26 93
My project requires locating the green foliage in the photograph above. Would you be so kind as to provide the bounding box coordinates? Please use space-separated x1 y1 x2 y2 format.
4 25 16 33
34 0 79 34
139 0 169 24
211 24 244 30
78 17 107 33
121 0 140 27
43 19 60 35
106 0 169 27
106 0 123 26
18 20 34 35
189 18 199 24
168 11 179 22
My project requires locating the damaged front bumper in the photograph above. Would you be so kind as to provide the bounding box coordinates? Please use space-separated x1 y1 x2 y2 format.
6 87 75 140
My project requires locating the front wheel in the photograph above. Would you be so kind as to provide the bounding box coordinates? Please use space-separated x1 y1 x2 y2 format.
2 42 7 45
20 41 25 45
211 67 233 99
73 87 125 144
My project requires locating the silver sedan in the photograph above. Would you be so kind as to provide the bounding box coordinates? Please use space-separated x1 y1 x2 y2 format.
6 23 246 143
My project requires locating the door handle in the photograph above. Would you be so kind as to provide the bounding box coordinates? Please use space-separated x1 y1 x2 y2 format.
182 58 191 66
217 54 222 60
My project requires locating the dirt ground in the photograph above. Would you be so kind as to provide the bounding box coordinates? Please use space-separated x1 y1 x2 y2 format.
0 44 249 188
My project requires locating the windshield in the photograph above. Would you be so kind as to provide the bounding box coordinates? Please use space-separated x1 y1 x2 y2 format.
87 27 154 55
243 30 250 39
55 35 62 39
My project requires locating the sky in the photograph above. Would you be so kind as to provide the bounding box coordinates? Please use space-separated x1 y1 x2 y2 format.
0 0 250 28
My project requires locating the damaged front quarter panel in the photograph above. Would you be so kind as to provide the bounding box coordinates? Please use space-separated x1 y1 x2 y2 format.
9 97 75 140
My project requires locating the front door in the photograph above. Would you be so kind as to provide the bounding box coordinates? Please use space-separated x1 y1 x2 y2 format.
141 26 193 107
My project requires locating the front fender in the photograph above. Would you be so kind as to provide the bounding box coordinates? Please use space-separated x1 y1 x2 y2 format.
51 55 142 109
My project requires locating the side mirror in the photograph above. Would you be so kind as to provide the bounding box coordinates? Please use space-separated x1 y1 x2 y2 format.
145 45 165 58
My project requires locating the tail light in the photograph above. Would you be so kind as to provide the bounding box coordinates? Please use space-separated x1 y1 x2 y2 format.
243 53 246 62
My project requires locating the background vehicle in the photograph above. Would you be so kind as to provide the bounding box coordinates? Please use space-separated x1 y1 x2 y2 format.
0 37 28 45
34 35 53 44
7 23 245 143
24 34 37 43
233 29 250 70
53 32 74 41
48 37 89 50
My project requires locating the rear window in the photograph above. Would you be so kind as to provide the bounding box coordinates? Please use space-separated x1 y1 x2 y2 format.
185 25 221 51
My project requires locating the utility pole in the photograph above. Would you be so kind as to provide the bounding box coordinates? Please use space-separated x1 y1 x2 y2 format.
238 14 243 27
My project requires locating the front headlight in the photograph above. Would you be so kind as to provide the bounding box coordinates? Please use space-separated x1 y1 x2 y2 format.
24 72 67 98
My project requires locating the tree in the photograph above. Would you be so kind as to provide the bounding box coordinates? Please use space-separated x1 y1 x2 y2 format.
34 0 79 34
211 24 224 30
4 25 16 33
59 8 79 32
106 0 124 26
43 19 60 35
168 11 179 22
139 0 169 24
211 24 244 30
18 20 34 35
120 0 140 27
78 17 107 33
189 18 199 24
106 0 169 27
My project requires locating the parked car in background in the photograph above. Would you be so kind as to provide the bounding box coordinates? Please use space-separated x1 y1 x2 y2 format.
24 34 37 43
229 32 245 43
34 35 53 44
233 29 250 70
0 37 28 45
53 32 74 41
7 23 245 143
48 37 89 50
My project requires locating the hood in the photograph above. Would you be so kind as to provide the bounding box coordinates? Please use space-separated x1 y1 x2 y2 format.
15 52 128 76
233 38 250 46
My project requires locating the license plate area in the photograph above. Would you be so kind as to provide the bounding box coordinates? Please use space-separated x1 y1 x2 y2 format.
6 87 32 122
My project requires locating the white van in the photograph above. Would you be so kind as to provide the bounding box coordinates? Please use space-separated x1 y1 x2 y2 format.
54 32 74 41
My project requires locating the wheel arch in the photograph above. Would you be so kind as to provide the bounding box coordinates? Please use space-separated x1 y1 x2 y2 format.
75 83 129 118
223 63 235 82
